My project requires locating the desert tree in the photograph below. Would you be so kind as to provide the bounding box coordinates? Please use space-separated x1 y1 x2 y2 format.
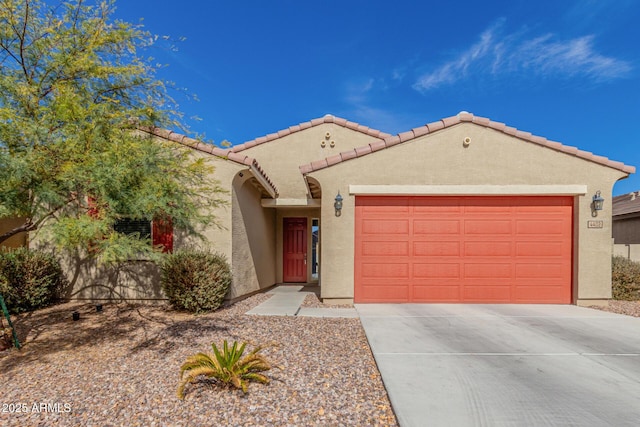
0 0 224 261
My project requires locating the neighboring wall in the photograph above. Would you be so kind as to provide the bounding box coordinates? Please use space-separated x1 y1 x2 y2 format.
310 122 628 303
613 216 640 244
613 243 640 263
613 216 640 262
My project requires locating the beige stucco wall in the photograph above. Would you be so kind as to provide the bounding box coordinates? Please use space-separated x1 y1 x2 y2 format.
58 257 162 300
309 123 628 303
0 217 28 249
35 146 268 301
240 123 382 198
230 175 277 298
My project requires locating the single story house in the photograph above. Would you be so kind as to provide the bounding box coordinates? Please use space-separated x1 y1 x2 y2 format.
612 191 640 262
5 112 636 305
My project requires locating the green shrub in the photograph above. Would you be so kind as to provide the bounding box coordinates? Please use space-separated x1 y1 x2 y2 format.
177 340 271 399
161 249 231 313
0 248 66 313
612 256 640 301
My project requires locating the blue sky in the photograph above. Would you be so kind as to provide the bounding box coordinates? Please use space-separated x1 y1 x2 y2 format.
112 0 640 196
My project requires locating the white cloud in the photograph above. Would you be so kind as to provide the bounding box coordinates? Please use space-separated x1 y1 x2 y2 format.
341 78 422 133
345 78 376 104
343 104 420 135
413 23 631 92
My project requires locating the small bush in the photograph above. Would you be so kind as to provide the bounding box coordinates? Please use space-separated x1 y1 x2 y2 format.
0 248 66 313
161 249 231 313
612 256 640 301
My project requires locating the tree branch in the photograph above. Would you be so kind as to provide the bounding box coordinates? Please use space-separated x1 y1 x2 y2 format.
0 218 35 244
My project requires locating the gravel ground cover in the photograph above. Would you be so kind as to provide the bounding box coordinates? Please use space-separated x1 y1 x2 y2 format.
0 294 397 426
300 293 353 309
589 300 640 317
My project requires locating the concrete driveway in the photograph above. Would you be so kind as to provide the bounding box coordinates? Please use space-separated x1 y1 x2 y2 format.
356 304 640 427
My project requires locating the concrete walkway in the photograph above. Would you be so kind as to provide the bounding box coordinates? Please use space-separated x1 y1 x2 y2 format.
245 285 358 318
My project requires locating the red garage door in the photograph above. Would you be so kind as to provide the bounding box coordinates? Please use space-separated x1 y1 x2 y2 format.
354 196 573 303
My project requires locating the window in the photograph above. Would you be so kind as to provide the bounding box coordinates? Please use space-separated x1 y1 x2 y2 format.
113 218 151 238
87 196 173 253
113 217 173 253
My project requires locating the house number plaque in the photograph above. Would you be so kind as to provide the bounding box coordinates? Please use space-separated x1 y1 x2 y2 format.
587 220 604 229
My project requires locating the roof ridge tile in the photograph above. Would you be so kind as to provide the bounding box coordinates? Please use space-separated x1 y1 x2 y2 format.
234 114 390 152
138 126 278 196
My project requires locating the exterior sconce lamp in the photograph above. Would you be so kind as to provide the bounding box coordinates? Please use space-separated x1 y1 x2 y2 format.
592 191 604 217
334 192 343 217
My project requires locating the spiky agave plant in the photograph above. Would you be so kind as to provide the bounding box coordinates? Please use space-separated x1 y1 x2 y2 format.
177 340 271 399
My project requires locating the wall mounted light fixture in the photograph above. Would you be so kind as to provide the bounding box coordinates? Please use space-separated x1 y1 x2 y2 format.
592 191 604 217
334 192 343 217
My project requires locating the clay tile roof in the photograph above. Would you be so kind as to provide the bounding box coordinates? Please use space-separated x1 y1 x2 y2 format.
340 150 357 161
299 112 636 175
138 126 278 196
398 131 415 142
234 114 392 153
369 140 386 152
384 135 402 148
613 192 640 217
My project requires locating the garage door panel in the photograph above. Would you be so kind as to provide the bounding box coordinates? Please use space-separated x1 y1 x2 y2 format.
412 285 461 302
465 263 512 279
413 219 460 234
516 219 567 235
413 198 462 212
413 263 460 279
464 203 512 214
414 241 460 257
465 220 512 235
362 219 409 235
359 285 410 302
463 285 512 302
516 198 572 211
362 241 410 256
515 286 569 302
464 241 512 257
516 242 566 257
355 196 573 304
361 263 409 278
516 263 569 279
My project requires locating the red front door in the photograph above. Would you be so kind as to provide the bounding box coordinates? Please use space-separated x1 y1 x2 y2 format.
283 217 307 282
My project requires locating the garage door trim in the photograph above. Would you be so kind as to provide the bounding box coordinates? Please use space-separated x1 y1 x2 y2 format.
349 184 587 196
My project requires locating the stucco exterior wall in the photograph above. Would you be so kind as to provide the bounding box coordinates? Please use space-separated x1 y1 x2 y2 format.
37 149 249 301
0 217 28 249
58 257 162 300
230 175 277 299
309 123 628 303
240 123 382 198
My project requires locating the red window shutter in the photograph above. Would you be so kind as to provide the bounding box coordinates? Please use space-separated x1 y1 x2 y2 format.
152 217 173 253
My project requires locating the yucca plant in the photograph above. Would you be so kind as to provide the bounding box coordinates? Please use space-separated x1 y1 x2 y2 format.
177 340 271 399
